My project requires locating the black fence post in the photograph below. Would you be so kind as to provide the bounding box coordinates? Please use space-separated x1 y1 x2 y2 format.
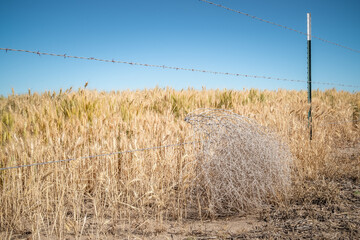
307 13 312 140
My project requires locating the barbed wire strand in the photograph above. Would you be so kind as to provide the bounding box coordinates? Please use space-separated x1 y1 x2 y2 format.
0 141 193 171
292 118 360 128
198 0 360 54
0 117 357 171
1 48 359 89
314 118 360 125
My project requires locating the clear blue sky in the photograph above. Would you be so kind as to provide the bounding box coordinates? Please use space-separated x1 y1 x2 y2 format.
0 0 359 96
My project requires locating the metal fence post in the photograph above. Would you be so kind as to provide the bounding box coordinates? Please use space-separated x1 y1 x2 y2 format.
307 13 312 140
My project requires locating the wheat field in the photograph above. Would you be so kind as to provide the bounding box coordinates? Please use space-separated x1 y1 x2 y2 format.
0 87 359 239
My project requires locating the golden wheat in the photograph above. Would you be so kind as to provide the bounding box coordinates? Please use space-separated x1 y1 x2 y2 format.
0 87 359 238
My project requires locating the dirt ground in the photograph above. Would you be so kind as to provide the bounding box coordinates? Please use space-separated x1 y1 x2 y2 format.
118 180 360 239
5 178 359 240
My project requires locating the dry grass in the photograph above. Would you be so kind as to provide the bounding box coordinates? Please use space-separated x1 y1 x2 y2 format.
0 87 359 238
185 109 293 217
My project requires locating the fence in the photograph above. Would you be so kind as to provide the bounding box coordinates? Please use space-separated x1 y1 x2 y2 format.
0 0 359 171
0 110 358 171
0 142 194 171
1 48 359 89
199 0 360 54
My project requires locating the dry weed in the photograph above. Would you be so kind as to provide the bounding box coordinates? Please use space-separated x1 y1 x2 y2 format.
185 109 293 217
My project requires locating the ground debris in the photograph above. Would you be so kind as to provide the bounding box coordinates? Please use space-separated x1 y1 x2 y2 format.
232 180 360 239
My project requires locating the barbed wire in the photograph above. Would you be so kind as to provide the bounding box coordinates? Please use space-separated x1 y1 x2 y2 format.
294 118 360 128
1 48 359 89
0 115 357 172
314 118 360 125
312 81 360 88
312 36 360 54
198 0 360 54
0 48 305 83
0 141 194 171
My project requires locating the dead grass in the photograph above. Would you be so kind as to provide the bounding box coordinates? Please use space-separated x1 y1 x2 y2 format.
185 109 293 217
0 87 359 239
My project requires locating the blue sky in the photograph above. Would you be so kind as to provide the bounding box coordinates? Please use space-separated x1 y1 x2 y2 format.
0 0 359 96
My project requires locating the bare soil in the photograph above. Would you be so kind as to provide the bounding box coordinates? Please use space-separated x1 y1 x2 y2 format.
4 179 359 240
128 180 360 239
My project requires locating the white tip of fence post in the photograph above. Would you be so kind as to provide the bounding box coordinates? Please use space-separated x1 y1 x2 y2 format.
307 13 311 41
